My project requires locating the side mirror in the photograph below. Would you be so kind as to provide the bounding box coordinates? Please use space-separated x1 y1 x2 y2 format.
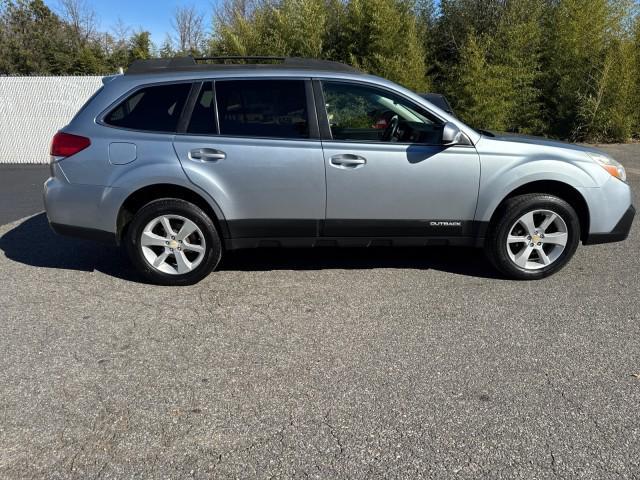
442 122 465 145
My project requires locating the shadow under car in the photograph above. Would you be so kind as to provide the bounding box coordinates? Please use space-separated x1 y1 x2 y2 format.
0 213 501 282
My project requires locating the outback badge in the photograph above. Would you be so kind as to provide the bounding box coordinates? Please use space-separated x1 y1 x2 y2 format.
429 221 462 227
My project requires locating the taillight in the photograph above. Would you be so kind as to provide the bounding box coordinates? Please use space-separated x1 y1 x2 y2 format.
50 132 91 158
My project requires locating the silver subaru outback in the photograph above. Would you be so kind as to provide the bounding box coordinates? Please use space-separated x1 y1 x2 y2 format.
44 56 635 285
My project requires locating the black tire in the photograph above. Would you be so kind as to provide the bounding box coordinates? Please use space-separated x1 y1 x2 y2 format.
125 198 222 286
485 194 581 280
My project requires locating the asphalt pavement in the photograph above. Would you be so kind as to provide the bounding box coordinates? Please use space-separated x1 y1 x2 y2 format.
0 164 49 225
0 145 639 479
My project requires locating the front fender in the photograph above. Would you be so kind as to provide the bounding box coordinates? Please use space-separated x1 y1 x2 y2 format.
475 158 599 224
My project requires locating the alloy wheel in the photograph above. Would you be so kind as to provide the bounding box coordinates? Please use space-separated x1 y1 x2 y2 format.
506 209 569 270
140 214 206 275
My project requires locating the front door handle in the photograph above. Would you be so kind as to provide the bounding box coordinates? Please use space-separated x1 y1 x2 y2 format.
330 154 367 169
189 148 226 162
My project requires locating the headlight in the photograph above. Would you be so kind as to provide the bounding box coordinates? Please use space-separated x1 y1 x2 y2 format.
587 152 627 182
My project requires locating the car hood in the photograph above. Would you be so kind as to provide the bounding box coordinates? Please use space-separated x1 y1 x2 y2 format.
480 131 604 156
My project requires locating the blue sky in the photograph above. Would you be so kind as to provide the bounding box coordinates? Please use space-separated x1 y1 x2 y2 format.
44 0 217 46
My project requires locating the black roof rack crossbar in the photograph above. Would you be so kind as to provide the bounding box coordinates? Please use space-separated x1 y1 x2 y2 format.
195 56 286 63
126 56 197 74
125 56 359 74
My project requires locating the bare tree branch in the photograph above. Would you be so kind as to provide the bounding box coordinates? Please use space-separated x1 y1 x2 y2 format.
58 0 97 45
111 17 131 50
171 4 206 55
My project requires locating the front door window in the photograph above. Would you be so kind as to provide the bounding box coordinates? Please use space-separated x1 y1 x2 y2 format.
322 81 444 145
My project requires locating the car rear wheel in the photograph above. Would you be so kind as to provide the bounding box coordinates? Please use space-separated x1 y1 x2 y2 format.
125 199 222 285
485 194 581 280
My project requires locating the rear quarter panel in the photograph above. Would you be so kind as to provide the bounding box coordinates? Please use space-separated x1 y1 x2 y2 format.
55 78 226 234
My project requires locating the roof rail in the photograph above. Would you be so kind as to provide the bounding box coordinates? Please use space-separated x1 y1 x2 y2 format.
125 55 359 75
284 57 358 72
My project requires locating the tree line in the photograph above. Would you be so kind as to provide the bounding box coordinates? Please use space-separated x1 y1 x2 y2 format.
1 0 640 143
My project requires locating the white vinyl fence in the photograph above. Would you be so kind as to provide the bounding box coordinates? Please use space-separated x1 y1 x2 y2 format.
0 76 103 164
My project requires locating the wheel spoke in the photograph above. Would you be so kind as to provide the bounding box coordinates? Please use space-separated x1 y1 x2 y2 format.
508 235 527 244
141 214 206 276
507 209 569 271
514 245 534 268
539 212 557 232
174 250 192 274
544 232 568 246
538 248 552 265
153 250 170 267
176 219 198 241
141 231 167 247
182 241 205 253
160 216 175 236
519 211 537 236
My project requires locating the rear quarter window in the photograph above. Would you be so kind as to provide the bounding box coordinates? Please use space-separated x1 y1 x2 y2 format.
104 83 191 132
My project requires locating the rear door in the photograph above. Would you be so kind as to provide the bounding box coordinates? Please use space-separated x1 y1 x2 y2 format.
318 80 480 238
172 79 326 238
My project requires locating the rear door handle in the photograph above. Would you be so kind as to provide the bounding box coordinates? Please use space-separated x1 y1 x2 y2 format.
189 148 226 162
330 154 367 169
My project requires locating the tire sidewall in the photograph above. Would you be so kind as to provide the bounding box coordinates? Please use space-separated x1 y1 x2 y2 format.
489 195 580 280
125 199 222 285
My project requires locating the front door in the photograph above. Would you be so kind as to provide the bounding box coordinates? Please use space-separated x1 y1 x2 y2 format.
319 80 480 238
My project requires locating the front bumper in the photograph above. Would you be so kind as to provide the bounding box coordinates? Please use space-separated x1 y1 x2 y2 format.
584 205 635 245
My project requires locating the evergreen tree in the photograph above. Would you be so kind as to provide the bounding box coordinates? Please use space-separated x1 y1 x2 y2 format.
211 0 263 56
541 0 636 141
491 0 546 134
450 31 513 130
0 0 74 74
213 0 428 90
259 0 327 57
159 35 175 58
633 13 640 138
434 0 507 67
443 0 545 133
70 43 108 74
336 0 429 91
128 31 152 62
213 0 327 58
414 0 437 75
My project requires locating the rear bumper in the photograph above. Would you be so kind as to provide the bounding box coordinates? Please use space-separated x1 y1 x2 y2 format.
43 170 119 244
584 205 635 245
49 222 117 244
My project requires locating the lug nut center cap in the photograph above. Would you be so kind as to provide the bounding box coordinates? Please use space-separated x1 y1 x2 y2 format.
168 240 179 249
531 234 541 244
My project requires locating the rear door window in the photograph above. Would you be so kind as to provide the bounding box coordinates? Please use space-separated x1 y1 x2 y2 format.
104 82 191 132
187 82 216 135
215 80 309 139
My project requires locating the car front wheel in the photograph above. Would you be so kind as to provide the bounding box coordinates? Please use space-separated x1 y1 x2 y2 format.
125 199 222 285
485 194 581 280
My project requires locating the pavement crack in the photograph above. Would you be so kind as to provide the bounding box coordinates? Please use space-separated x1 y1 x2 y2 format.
547 443 559 477
323 411 345 456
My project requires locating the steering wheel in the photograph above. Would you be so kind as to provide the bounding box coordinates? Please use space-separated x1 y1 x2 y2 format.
382 115 400 142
